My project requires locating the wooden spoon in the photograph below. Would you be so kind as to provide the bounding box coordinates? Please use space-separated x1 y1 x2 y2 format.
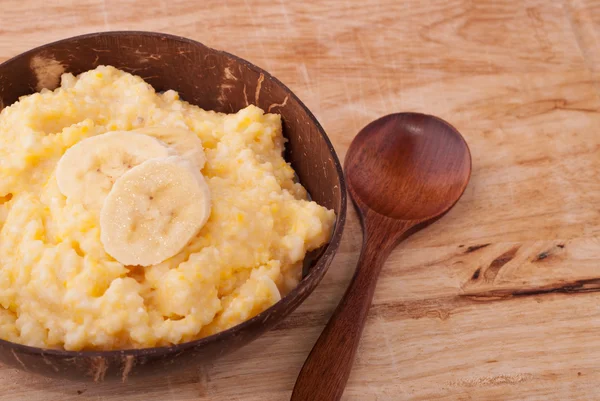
291 113 472 401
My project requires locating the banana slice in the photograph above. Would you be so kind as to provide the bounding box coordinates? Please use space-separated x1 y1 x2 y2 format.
56 131 172 208
100 156 211 266
133 126 206 169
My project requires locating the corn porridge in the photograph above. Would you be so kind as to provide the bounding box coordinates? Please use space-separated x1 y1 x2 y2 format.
0 66 335 351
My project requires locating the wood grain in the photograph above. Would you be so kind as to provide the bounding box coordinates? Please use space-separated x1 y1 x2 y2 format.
1 0 600 399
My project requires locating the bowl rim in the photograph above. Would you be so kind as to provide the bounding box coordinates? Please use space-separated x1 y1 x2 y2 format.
0 30 347 358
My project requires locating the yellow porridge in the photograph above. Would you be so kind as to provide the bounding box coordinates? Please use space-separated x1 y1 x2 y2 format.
0 66 335 351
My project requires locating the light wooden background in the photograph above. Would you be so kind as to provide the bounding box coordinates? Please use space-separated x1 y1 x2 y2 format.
2 0 600 399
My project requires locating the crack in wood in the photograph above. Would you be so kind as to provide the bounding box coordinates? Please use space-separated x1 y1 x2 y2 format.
464 243 491 253
463 277 600 299
533 243 565 262
483 246 520 282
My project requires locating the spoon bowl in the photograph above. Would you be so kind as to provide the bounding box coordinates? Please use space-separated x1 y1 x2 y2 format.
346 113 471 221
292 113 471 401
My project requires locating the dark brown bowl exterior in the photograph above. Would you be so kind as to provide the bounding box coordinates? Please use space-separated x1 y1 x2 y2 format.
0 32 346 382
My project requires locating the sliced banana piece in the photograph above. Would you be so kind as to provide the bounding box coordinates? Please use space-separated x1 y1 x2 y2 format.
133 126 206 169
100 156 211 266
56 131 172 208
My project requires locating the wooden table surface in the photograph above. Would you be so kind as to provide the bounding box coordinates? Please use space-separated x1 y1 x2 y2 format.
2 0 600 399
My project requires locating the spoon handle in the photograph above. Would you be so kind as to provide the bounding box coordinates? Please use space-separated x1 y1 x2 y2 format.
291 218 409 401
